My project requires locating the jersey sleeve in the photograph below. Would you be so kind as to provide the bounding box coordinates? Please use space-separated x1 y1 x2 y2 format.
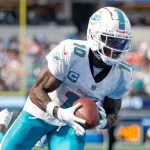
107 68 132 99
45 40 69 81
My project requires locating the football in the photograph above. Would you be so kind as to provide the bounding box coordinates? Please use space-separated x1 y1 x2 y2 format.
73 98 100 130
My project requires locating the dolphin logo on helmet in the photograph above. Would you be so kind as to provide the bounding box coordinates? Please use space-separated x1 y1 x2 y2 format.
90 13 101 24
87 7 133 66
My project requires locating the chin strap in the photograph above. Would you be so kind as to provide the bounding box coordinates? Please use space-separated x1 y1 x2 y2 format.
100 53 122 66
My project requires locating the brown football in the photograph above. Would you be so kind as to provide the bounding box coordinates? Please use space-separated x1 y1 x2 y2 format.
73 98 100 130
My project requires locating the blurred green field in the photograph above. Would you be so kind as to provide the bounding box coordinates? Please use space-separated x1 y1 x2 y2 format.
32 144 150 150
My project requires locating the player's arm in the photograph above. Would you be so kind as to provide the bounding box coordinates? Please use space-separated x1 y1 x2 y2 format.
29 67 62 112
102 96 121 129
29 67 85 136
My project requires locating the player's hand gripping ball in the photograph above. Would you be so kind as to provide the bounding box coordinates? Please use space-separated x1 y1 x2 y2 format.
73 98 101 129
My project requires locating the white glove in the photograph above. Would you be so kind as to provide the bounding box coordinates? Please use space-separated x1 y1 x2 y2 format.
57 103 86 136
35 135 47 148
97 106 107 129
0 109 13 129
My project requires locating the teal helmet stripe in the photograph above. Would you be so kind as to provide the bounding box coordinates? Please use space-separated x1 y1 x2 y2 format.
115 8 125 30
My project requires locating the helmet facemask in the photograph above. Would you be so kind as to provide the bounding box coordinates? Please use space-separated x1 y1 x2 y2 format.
91 31 132 66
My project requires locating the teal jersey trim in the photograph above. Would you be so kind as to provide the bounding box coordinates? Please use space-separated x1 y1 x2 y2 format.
115 8 125 30
121 61 131 68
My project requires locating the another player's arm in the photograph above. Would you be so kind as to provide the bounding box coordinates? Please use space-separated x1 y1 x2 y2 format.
103 96 122 129
0 125 5 133
29 67 62 112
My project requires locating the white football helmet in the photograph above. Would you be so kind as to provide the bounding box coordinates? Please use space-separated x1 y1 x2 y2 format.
87 7 133 65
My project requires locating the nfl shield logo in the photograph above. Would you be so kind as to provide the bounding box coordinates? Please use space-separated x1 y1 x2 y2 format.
91 85 96 91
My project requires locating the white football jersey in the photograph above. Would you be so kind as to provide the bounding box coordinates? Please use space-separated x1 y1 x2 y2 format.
24 39 132 126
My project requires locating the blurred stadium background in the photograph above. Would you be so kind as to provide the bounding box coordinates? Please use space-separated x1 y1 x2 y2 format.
0 0 150 150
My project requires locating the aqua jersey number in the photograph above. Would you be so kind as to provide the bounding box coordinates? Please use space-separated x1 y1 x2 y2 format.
73 43 86 58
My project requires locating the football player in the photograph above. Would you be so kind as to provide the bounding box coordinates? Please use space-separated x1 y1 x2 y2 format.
1 7 133 150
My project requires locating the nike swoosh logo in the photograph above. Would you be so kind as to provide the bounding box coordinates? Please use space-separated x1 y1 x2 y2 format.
64 49 68 55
